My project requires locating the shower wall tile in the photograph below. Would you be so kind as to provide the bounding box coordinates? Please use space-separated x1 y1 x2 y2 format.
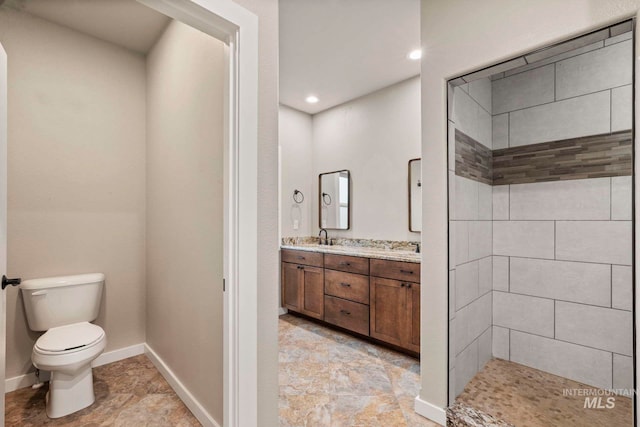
492 186 509 220
454 221 469 266
555 221 632 265
493 221 554 259
492 64 555 114
555 40 632 100
492 326 509 360
468 78 492 113
478 256 492 295
493 291 554 337
612 265 632 311
510 331 612 389
611 176 632 220
455 260 479 310
611 84 632 132
477 107 492 149
492 256 509 292
448 171 456 220
478 182 493 220
509 178 610 220
508 90 611 147
503 41 603 77
509 257 611 307
449 318 456 367
454 85 493 149
468 221 492 261
455 340 478 396
454 175 478 220
492 114 509 149
555 301 633 356
613 354 633 390
605 31 632 46
455 292 492 354
478 327 492 369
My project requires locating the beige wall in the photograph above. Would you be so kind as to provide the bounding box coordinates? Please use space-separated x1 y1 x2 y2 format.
231 0 280 424
420 0 640 418
0 8 146 380
145 19 225 423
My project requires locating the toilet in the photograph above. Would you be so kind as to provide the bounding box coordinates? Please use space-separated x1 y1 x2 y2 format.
21 273 106 418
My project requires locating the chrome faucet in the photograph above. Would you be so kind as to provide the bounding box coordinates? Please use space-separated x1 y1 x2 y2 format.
319 228 328 245
411 242 421 253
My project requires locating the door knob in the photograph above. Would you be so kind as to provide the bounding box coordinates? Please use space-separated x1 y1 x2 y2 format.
2 275 21 290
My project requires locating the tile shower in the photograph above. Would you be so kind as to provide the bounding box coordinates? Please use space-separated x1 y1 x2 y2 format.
448 22 634 423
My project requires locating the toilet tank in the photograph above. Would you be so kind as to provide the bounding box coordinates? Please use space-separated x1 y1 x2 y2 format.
20 273 104 331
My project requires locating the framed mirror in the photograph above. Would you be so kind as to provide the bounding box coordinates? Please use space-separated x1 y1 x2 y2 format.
408 158 421 232
319 170 350 230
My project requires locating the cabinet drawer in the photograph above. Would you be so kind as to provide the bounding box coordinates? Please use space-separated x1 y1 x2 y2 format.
281 249 324 268
370 259 420 283
324 296 369 336
324 253 369 275
324 270 369 305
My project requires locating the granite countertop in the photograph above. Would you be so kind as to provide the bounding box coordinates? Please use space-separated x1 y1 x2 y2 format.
280 243 421 263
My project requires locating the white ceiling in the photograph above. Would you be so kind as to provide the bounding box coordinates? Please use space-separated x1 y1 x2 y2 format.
3 0 170 54
279 0 420 115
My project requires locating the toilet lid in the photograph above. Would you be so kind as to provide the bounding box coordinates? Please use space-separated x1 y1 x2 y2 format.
35 322 105 353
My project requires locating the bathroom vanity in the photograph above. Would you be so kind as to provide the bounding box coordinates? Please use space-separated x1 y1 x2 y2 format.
281 246 420 354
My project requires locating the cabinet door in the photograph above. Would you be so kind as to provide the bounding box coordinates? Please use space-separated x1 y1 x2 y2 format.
370 276 407 347
281 262 301 311
407 283 420 353
300 265 324 319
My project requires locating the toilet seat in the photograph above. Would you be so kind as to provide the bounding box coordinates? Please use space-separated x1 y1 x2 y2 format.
35 322 105 356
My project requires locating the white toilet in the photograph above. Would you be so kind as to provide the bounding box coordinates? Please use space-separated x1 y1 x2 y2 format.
21 273 107 418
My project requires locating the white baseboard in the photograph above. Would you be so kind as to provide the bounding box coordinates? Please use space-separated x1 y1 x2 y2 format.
414 395 446 426
145 344 220 427
92 343 145 368
278 307 288 315
5 342 145 393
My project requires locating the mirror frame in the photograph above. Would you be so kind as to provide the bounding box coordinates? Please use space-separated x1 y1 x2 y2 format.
318 169 351 230
408 158 421 232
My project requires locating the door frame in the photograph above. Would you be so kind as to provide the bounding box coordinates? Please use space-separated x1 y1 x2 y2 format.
137 1 258 426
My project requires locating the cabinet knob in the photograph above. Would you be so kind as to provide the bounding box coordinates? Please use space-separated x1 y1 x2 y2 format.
406 283 412 288
400 283 405 287
297 265 305 270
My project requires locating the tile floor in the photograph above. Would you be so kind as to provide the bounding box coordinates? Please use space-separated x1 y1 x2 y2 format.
5 354 200 426
454 358 633 427
278 314 438 427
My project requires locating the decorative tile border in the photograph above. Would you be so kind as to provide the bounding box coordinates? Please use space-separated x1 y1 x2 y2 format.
454 130 632 186
455 129 493 185
493 131 632 185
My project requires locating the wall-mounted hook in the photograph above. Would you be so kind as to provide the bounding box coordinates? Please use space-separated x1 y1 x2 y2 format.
293 189 304 204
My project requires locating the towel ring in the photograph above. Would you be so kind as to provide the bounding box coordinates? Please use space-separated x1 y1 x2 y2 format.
322 192 332 206
293 189 304 204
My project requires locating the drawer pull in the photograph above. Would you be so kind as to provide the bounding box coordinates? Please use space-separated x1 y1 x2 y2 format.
400 269 413 274
339 262 351 266
340 309 351 315
340 282 351 287
297 256 306 260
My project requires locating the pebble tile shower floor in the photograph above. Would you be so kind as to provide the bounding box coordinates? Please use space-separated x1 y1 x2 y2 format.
5 354 200 426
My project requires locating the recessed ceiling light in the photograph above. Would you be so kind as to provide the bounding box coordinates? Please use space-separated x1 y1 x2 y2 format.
305 95 319 104
408 49 422 60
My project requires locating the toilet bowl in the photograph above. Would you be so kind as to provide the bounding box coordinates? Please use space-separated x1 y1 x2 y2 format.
21 273 106 418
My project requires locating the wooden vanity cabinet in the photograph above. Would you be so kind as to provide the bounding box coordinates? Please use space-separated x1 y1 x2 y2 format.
281 249 420 354
370 259 420 353
281 250 324 320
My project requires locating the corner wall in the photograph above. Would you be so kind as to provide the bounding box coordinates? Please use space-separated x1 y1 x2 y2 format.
145 20 225 423
0 8 147 381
